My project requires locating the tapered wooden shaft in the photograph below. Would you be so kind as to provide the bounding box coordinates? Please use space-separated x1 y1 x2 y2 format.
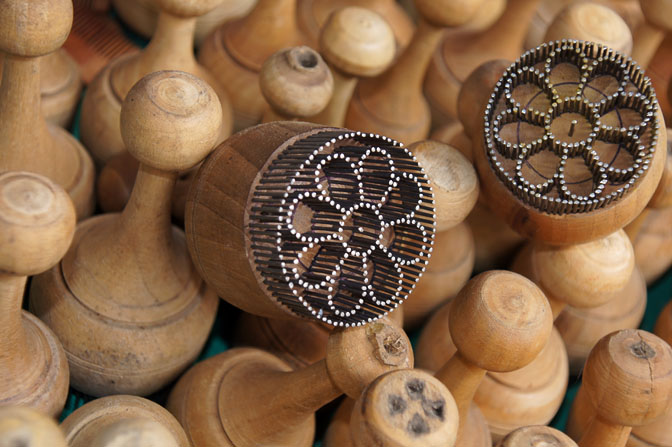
0 274 30 380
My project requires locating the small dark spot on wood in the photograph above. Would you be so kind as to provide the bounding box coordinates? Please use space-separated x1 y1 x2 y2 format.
422 398 445 421
406 379 425 400
388 394 407 415
11 437 28 447
630 341 656 359
407 413 429 436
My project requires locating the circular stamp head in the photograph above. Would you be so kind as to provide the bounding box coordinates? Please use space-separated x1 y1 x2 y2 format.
351 369 459 447
248 130 436 327
498 426 577 446
479 40 666 244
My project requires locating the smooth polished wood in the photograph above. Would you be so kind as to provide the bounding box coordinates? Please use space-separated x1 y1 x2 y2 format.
433 271 553 445
632 0 672 68
543 2 633 54
0 0 94 219
198 0 305 130
566 330 672 447
0 171 75 417
80 0 233 167
30 71 221 397
633 206 672 284
260 46 333 122
497 426 577 447
168 318 413 447
111 0 257 46
345 0 488 144
62 395 190 447
0 407 67 447
312 6 395 127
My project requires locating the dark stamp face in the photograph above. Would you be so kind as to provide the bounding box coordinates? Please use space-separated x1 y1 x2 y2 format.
248 130 436 326
483 39 660 215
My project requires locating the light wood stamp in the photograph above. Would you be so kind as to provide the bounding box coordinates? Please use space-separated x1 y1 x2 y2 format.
79 0 233 167
186 122 436 327
62 395 190 447
497 426 577 447
111 0 257 47
543 2 633 55
311 6 395 128
260 46 333 123
0 49 82 128
167 317 413 447
198 0 305 130
0 171 75 417
423 0 540 122
29 71 221 397
566 329 672 447
432 271 553 446
297 0 414 51
0 407 67 447
325 369 460 447
632 0 672 68
0 0 95 219
344 0 488 144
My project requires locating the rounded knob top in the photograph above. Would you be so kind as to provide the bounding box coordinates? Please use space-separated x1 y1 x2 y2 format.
640 0 672 31
532 229 635 309
326 317 413 399
260 46 334 118
351 369 459 447
0 172 76 276
497 426 577 447
91 419 179 447
408 141 479 232
544 3 633 55
121 71 223 172
415 0 487 28
319 7 396 78
583 329 672 426
0 0 73 57
0 407 67 447
457 59 510 138
154 0 223 18
449 270 553 372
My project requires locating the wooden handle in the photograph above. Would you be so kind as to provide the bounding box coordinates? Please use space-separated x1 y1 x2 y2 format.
544 3 632 55
0 407 67 447
498 426 577 447
513 229 635 316
408 140 478 231
351 369 459 447
62 395 190 447
434 271 553 439
260 46 333 121
168 317 412 447
578 329 672 447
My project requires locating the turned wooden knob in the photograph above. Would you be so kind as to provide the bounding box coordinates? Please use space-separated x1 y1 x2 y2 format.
186 122 436 326
474 39 667 244
62 395 189 447
0 172 74 417
29 71 221 397
577 329 672 447
155 0 223 17
312 6 395 127
0 172 75 276
0 407 67 447
449 271 553 373
414 0 486 27
515 229 635 312
168 317 413 447
320 7 395 78
544 3 633 55
498 426 577 447
260 46 333 120
0 0 72 57
408 140 478 231
121 70 222 171
350 369 459 447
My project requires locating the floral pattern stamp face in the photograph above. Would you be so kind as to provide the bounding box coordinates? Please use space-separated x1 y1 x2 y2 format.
248 131 436 327
484 40 660 215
